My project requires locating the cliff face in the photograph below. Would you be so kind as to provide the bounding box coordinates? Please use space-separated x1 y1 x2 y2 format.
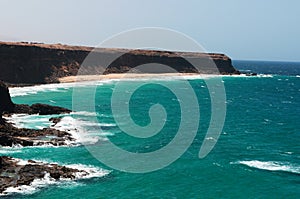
0 41 239 84
0 42 89 84
0 81 15 114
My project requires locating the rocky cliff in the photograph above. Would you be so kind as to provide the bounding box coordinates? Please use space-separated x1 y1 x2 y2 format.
0 41 240 84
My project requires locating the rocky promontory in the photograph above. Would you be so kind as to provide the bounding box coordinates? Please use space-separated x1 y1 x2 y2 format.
0 41 240 84
0 81 72 147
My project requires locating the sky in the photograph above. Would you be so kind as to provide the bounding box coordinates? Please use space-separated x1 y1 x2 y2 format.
0 0 299 61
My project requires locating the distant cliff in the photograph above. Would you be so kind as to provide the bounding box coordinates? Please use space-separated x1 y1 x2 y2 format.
0 41 240 84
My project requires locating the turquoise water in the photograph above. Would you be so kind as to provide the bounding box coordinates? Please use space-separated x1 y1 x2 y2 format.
1 62 300 198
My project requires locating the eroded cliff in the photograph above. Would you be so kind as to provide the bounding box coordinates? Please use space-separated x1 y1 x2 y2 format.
0 41 240 84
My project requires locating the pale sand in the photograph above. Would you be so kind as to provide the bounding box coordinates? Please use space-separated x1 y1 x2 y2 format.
58 73 221 83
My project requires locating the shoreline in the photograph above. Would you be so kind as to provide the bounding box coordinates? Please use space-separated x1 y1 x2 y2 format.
58 73 226 83
6 73 259 87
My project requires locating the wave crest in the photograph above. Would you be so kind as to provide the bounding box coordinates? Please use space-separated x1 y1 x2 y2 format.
234 160 300 175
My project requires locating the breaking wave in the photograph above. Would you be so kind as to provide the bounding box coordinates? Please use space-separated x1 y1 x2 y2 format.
9 81 105 97
234 160 300 175
3 112 117 147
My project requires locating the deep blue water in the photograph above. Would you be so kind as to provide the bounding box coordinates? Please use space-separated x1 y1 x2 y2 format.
233 60 300 76
1 61 300 198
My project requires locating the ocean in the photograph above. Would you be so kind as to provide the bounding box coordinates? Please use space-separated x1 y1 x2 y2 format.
1 60 300 198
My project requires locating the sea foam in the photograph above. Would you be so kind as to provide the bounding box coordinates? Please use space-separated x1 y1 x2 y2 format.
3 112 116 147
235 160 300 175
9 81 104 97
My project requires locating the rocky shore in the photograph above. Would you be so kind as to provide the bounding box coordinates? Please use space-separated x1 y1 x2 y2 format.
0 156 86 194
0 41 240 84
0 81 110 195
0 80 91 195
0 81 72 146
0 41 243 195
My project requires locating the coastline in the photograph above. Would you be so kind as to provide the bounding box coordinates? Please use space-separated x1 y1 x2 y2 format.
58 73 225 83
0 41 239 84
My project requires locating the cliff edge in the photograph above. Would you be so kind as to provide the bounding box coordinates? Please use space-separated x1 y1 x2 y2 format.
0 41 240 84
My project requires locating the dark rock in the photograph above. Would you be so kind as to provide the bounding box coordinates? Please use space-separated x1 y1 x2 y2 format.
0 121 74 147
245 72 257 76
0 156 86 194
1 81 71 115
0 81 73 147
0 81 15 113
0 132 34 146
49 117 63 126
13 103 71 115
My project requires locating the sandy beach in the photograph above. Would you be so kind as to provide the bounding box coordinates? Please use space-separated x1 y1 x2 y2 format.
58 73 220 83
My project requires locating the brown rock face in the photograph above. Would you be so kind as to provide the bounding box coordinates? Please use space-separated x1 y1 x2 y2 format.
0 41 240 84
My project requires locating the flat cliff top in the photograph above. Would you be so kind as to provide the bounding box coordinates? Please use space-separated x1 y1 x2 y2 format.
0 41 229 60
0 41 94 51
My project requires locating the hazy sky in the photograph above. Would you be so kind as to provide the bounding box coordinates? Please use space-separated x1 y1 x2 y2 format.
1 0 299 61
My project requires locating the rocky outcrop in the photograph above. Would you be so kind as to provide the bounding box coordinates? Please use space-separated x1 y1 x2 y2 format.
0 81 73 146
0 41 240 84
13 103 71 115
0 80 70 115
0 156 87 194
0 81 15 114
0 122 75 146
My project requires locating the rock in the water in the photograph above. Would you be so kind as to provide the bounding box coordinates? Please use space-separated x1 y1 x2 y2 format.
49 116 63 126
0 81 73 147
0 156 87 194
0 80 71 115
0 81 15 114
0 121 75 147
14 103 71 115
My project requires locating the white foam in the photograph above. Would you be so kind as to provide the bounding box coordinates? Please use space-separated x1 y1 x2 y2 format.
221 74 274 78
9 81 104 97
63 163 110 179
1 173 57 196
1 158 110 196
0 148 22 154
10 84 67 97
50 115 117 145
7 76 223 99
4 114 53 129
3 113 117 147
9 73 279 98
52 116 100 145
70 111 97 117
257 74 273 78
235 160 300 174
